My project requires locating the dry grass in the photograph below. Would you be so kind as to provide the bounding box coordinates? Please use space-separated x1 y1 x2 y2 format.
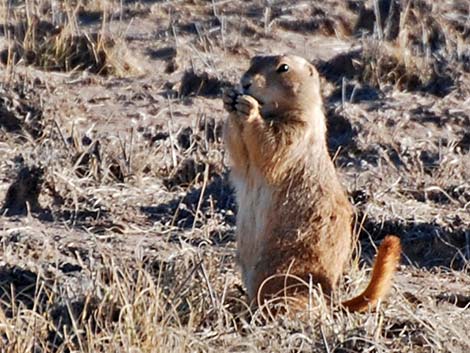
0 0 141 76
1 0 469 352
318 0 469 96
0 225 469 352
1 224 468 352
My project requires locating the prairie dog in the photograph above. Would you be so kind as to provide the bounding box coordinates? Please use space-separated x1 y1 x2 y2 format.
223 54 400 312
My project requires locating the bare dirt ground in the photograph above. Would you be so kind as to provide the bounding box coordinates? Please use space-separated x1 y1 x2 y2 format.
0 1 469 352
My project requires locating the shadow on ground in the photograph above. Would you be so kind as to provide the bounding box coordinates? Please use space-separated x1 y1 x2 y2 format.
358 216 469 270
141 173 236 245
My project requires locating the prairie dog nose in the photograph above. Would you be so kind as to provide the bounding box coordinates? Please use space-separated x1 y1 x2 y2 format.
241 77 252 92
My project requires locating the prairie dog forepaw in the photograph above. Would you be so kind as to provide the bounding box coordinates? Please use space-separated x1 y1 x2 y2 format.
235 95 260 122
223 88 241 113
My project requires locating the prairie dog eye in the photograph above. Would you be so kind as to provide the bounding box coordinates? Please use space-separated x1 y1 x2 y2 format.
276 64 289 73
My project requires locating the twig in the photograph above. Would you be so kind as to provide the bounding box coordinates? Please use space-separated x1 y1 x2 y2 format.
373 0 383 40
199 256 218 309
53 118 71 155
166 97 178 169
192 162 210 232
320 325 331 353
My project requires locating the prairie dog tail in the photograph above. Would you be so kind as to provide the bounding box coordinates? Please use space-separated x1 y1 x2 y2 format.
341 235 401 312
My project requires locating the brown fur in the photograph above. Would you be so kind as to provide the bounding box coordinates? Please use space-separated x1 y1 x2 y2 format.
223 54 401 313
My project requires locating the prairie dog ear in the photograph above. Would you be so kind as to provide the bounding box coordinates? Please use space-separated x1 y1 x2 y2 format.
307 63 316 77
307 63 320 83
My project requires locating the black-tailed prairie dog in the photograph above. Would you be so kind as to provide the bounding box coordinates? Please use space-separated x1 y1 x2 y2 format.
223 54 401 313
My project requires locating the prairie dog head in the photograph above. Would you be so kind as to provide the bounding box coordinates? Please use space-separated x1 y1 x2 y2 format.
240 55 322 119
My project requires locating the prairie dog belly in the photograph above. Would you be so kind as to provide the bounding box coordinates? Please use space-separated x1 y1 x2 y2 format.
232 170 274 299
